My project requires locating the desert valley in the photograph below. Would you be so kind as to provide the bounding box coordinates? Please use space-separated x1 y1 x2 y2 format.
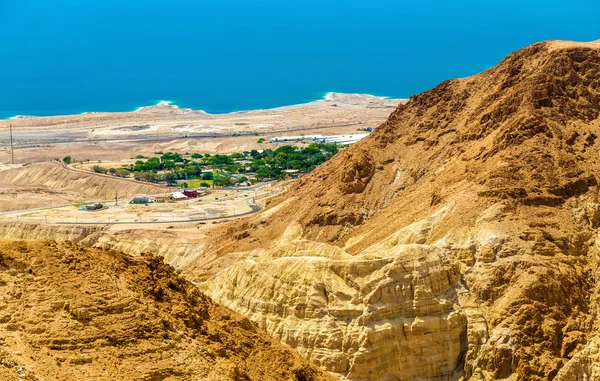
2 39 600 381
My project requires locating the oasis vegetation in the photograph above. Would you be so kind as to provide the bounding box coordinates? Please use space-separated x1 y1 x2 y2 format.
82 143 341 188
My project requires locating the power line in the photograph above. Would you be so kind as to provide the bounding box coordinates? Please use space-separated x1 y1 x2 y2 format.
9 123 14 164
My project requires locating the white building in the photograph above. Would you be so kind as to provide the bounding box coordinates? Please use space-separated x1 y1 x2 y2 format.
314 134 370 145
268 135 324 143
171 191 188 200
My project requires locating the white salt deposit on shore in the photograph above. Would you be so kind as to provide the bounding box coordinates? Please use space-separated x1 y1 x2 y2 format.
9 115 36 120
134 100 208 115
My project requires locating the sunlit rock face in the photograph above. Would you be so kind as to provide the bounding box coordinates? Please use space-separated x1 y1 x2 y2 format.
204 214 470 380
188 41 600 380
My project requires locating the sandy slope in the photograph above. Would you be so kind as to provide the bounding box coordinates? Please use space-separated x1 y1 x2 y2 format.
0 239 333 381
0 162 166 211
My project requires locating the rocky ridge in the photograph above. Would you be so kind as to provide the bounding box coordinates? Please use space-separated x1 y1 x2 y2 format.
0 239 332 381
186 40 600 380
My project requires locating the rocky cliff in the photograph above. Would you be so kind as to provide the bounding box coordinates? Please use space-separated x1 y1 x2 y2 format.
0 239 333 381
187 40 600 380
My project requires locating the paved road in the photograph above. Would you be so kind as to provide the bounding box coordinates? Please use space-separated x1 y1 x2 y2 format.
1 182 283 226
50 195 266 225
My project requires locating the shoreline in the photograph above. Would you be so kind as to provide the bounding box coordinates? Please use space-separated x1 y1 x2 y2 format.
3 92 408 121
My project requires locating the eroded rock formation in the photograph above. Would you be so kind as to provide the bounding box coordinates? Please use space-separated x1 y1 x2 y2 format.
187 40 600 380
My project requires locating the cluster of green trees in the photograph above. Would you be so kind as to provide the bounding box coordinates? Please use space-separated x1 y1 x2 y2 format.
92 143 340 186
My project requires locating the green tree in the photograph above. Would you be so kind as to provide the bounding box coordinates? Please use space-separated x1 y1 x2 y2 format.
164 173 177 185
91 165 107 174
256 166 270 180
213 175 232 187
161 152 184 163
116 168 130 178
62 156 72 164
224 164 240 173
162 160 176 170
257 138 265 143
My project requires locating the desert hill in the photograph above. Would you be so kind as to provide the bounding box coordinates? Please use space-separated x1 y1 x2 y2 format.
0 162 166 211
185 40 600 380
0 239 333 381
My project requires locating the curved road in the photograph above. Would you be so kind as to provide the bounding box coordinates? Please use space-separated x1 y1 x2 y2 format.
4 183 283 226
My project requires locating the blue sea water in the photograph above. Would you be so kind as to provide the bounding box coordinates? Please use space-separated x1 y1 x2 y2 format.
0 0 599 119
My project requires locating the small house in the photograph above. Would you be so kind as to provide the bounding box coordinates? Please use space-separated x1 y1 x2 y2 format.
183 189 198 198
81 203 105 211
171 191 188 201
132 196 150 204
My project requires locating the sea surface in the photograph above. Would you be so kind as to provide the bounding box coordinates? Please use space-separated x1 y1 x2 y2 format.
1 0 599 119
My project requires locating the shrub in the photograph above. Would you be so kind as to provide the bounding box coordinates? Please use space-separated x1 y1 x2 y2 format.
91 165 107 174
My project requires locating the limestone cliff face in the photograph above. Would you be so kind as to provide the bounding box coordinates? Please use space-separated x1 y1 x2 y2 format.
189 40 600 380
204 216 468 380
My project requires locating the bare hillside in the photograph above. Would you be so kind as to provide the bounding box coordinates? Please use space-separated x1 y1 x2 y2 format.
0 239 332 381
0 162 166 211
186 40 600 380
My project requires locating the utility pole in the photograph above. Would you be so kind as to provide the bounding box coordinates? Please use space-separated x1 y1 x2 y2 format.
9 123 14 164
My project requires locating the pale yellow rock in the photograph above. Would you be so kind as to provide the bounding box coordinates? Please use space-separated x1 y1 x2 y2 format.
203 220 469 380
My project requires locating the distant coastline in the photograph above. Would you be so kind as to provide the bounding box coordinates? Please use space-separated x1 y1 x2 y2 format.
3 92 408 121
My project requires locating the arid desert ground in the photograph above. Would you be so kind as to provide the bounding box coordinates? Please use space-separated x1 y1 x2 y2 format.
0 93 404 164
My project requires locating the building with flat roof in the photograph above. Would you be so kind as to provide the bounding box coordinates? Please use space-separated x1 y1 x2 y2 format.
313 133 370 145
171 191 188 201
267 133 370 145
268 135 323 143
183 189 198 198
132 196 151 204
